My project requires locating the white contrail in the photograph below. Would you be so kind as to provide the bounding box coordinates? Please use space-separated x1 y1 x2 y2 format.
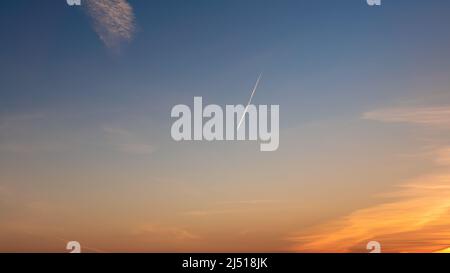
237 73 263 129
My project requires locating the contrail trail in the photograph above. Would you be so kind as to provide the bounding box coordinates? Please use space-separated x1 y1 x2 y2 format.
237 73 263 129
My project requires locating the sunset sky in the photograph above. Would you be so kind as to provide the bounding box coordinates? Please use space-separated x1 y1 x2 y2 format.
1 0 450 253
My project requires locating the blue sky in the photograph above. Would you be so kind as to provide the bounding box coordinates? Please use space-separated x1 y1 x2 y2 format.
2 0 450 121
2 0 450 252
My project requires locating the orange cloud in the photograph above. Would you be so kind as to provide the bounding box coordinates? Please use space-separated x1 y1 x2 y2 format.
436 247 450 253
290 171 450 252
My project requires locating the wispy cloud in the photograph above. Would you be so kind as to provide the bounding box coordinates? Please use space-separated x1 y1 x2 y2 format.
185 209 242 217
84 0 136 49
132 224 199 242
289 167 450 252
218 200 283 205
0 113 45 131
0 112 66 154
363 106 450 127
103 126 156 155
185 200 284 217
436 147 450 165
289 106 450 252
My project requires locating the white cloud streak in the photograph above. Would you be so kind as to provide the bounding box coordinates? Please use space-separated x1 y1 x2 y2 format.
363 106 450 127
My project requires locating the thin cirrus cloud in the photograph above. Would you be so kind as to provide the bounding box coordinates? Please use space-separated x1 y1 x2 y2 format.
185 200 284 217
289 168 450 253
436 147 450 165
363 106 450 127
131 224 200 243
84 0 136 49
103 126 156 155
288 105 450 253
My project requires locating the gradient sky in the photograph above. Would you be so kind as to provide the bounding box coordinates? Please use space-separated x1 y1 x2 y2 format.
1 0 450 252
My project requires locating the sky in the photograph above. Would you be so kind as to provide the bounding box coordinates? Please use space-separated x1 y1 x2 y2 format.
1 0 450 252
